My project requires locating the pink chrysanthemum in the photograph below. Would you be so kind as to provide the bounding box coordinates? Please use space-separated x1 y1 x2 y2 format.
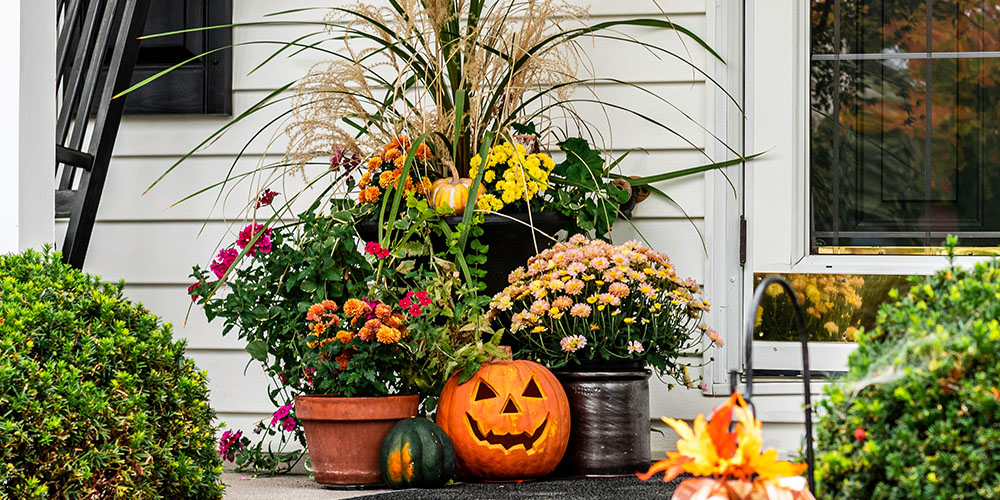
628 340 645 354
560 335 588 353
570 303 592 318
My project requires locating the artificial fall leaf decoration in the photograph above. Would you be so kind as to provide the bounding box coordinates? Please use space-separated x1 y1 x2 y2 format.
638 392 815 500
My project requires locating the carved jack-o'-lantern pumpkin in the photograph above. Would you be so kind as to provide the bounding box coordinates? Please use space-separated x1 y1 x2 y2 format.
436 358 571 481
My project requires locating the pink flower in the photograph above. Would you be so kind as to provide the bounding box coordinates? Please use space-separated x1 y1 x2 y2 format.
270 402 296 432
218 429 245 462
560 335 588 353
237 223 273 256
627 340 645 354
570 303 592 318
854 428 867 442
609 282 630 298
415 291 431 306
409 305 422 316
552 296 573 310
364 241 390 259
256 189 279 208
210 248 238 279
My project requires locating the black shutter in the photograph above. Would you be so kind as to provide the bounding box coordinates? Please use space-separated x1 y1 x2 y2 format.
123 0 232 115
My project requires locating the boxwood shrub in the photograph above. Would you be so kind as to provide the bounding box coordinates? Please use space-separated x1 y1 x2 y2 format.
816 243 1000 499
0 248 223 499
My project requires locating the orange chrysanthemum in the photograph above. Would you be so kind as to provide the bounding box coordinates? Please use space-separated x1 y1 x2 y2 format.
416 177 433 195
415 143 431 161
306 303 325 322
335 351 353 371
367 157 382 171
385 313 405 329
381 147 402 164
638 392 812 500
335 330 353 344
357 327 372 341
379 170 398 189
320 300 338 312
343 298 370 318
374 303 392 321
376 325 402 344
358 186 381 204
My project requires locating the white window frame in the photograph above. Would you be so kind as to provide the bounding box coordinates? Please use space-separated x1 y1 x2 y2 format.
742 0 996 379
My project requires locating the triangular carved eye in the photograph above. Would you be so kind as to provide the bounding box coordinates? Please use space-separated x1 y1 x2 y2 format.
474 381 498 401
522 378 544 398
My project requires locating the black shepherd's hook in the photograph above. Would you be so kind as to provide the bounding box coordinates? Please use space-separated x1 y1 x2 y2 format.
730 276 815 493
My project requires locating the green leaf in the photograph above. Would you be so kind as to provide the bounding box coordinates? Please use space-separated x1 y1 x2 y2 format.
246 341 268 362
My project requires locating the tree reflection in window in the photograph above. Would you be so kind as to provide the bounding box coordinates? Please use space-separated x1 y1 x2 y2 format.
810 1 1000 251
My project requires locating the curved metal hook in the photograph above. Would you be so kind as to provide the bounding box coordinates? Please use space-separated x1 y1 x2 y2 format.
740 276 815 493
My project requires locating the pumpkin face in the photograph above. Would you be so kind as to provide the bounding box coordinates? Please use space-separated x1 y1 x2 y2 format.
436 359 570 480
430 178 485 216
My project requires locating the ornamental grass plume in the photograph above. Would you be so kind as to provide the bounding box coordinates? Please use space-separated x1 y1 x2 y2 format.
638 392 815 500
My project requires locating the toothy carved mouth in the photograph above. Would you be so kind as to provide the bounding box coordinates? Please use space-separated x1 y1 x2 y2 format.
466 413 548 451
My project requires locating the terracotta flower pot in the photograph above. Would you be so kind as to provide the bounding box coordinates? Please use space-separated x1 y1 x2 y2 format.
295 394 419 485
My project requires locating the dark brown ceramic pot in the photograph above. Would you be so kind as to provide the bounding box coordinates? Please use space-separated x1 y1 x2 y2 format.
295 394 419 485
554 361 651 477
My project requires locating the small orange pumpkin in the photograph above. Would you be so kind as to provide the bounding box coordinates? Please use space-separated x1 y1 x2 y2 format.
436 358 571 481
430 177 485 216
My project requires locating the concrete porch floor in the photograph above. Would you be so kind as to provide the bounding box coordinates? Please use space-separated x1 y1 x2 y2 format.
223 472 387 499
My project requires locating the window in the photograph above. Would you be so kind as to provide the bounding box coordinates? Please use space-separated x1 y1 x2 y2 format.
809 1 1000 253
122 0 232 114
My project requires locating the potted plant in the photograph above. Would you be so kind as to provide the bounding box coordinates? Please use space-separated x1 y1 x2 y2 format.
489 234 723 476
189 198 503 478
638 392 815 500
293 296 420 485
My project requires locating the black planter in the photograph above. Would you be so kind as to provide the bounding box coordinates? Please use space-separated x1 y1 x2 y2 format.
356 211 572 296
554 363 652 477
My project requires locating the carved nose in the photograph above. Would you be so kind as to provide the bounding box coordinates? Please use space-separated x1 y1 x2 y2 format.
501 396 520 414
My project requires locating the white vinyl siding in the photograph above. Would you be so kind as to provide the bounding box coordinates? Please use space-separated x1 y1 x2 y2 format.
53 0 793 456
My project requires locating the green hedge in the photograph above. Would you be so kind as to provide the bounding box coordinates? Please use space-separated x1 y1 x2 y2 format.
816 251 1000 499
0 248 223 499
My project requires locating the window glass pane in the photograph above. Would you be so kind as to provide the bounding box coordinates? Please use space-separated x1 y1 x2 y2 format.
810 1 1000 252
753 273 911 342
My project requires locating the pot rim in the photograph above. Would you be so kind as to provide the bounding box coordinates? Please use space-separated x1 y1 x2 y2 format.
552 369 652 381
294 394 420 421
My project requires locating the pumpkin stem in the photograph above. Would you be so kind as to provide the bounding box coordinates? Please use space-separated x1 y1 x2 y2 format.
447 161 461 182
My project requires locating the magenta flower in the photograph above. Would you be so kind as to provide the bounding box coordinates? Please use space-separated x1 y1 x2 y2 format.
218 429 245 462
237 223 273 256
256 189 279 208
210 248 238 279
270 402 296 432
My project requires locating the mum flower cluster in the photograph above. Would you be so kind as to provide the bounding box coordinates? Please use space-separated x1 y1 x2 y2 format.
357 136 433 205
490 234 715 378
470 141 556 212
304 297 409 372
638 392 815 500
